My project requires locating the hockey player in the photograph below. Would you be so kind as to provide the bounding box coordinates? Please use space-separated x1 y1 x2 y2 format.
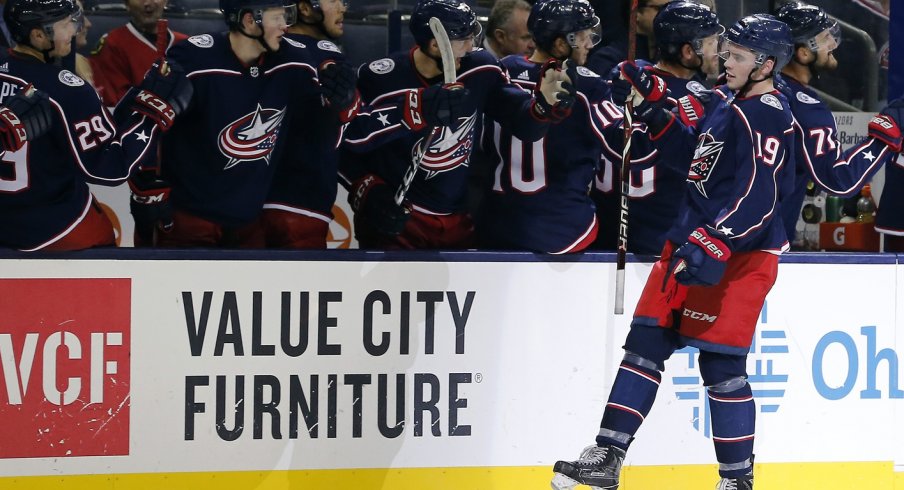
594 0 723 254
340 0 575 249
476 0 629 253
261 0 359 248
143 0 349 247
552 15 796 490
89 0 188 106
0 0 189 251
774 2 904 247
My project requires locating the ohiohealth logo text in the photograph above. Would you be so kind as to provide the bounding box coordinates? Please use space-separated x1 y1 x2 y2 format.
671 301 789 438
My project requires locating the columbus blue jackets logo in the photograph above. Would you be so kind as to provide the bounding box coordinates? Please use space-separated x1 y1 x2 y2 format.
688 129 724 198
217 104 286 169
412 112 477 177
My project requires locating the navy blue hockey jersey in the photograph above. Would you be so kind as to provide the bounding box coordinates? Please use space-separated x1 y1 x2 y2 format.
776 74 896 239
595 67 711 254
653 86 796 253
340 47 549 214
0 51 160 250
264 35 346 222
477 57 626 253
161 32 320 226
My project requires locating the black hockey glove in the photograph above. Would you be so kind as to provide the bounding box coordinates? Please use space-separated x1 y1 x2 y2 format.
130 59 193 131
349 174 410 236
531 58 575 123
668 226 733 287
0 85 53 152
869 98 904 152
129 169 174 245
319 60 361 123
402 83 469 132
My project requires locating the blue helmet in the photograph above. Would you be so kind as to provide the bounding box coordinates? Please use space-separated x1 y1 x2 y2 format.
4 0 80 45
220 0 296 30
409 0 482 48
527 0 601 52
775 2 840 51
723 14 793 71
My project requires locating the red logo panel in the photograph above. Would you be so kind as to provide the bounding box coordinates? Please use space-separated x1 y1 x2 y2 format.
0 279 130 458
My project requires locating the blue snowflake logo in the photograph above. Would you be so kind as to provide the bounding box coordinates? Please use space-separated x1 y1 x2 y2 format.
671 301 790 438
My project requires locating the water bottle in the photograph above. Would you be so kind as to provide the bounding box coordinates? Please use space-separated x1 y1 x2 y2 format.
856 184 877 223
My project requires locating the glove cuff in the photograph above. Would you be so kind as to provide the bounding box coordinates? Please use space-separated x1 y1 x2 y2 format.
687 226 732 262
869 114 903 152
0 106 27 151
337 90 362 123
402 88 427 132
676 95 705 129
133 89 176 130
349 174 386 212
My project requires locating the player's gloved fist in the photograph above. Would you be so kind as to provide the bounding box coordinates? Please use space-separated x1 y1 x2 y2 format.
869 98 904 152
669 226 732 287
619 61 667 104
403 83 469 132
608 60 652 105
610 76 632 105
531 58 575 123
0 85 53 152
129 169 174 243
131 59 193 130
349 174 410 236
319 60 361 123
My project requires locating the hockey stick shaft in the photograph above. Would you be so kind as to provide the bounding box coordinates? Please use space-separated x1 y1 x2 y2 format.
394 17 456 206
614 0 638 315
151 18 168 246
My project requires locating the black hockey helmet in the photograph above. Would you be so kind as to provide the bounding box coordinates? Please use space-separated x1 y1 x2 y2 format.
220 0 297 30
304 0 348 11
721 14 793 72
409 0 482 48
4 0 81 45
527 0 601 52
654 1 723 58
775 2 840 52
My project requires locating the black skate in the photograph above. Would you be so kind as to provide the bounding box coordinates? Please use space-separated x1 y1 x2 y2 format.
551 444 626 490
715 476 753 490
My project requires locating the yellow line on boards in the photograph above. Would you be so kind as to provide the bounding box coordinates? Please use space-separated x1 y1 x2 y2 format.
0 462 901 489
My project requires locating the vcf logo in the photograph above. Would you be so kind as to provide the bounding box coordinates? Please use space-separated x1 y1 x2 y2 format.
0 279 131 458
671 301 789 438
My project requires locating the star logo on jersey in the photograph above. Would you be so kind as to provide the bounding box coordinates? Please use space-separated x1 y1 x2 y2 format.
412 112 477 177
217 104 286 169
688 129 724 198
376 112 390 127
135 130 149 143
864 151 876 162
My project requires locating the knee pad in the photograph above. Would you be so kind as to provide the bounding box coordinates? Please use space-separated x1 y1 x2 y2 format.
699 351 748 388
623 324 680 371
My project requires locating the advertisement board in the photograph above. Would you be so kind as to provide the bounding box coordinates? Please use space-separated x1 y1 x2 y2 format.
0 253 902 489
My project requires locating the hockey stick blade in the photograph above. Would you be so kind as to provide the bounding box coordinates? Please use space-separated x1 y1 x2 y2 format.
394 17 457 206
430 17 457 85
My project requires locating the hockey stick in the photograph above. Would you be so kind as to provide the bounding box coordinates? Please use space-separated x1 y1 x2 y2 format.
614 0 638 315
151 18 169 246
394 17 456 206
